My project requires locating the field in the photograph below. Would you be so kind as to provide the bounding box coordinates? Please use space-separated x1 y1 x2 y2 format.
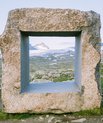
29 51 74 82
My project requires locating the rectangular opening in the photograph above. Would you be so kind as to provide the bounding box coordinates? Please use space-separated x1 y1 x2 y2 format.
20 31 81 93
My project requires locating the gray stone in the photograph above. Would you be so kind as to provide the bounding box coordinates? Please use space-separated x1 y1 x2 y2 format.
71 118 86 123
48 116 55 123
0 8 101 113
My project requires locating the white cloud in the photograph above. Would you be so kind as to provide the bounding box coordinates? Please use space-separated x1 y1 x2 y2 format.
29 37 75 50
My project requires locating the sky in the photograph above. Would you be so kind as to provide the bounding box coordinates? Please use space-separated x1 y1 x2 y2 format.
0 0 103 48
30 37 75 50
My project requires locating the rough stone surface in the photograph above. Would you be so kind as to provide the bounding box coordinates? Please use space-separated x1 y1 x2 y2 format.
0 8 101 113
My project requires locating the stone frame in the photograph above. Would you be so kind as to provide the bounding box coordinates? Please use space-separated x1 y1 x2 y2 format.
0 8 101 113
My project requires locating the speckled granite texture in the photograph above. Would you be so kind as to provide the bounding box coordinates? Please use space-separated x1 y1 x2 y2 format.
0 8 101 113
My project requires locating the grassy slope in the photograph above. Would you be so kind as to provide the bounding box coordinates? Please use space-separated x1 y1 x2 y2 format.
30 56 74 82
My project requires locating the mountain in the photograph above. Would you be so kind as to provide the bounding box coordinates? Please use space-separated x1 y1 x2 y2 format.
29 42 49 57
33 42 49 50
29 42 75 58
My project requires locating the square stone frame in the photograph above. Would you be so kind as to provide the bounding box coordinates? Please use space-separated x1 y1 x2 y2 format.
0 8 101 113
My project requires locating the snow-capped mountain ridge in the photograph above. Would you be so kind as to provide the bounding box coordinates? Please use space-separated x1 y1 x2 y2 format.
29 42 75 57
33 42 49 50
